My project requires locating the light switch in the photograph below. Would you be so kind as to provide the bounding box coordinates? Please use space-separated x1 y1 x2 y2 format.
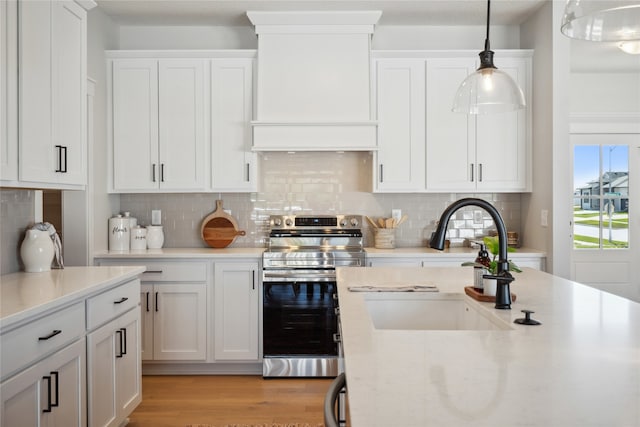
152 210 162 225
541 209 548 227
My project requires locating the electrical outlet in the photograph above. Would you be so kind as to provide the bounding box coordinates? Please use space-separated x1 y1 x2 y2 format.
473 210 483 224
391 209 402 221
152 210 162 226
541 209 548 227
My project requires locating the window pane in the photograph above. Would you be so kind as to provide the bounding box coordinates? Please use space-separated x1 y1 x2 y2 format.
573 144 629 250
574 145 601 196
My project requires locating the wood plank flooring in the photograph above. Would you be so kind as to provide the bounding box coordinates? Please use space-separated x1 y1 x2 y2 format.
127 375 331 427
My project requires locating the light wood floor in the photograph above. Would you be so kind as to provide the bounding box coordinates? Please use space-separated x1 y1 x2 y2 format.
127 375 331 427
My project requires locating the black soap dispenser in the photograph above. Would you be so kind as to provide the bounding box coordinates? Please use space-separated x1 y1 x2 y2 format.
473 244 491 291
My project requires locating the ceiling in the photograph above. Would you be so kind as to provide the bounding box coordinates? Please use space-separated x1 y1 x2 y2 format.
95 0 640 72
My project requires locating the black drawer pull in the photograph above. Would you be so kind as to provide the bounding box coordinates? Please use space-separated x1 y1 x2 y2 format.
114 297 128 304
143 270 163 274
146 291 150 312
38 330 62 341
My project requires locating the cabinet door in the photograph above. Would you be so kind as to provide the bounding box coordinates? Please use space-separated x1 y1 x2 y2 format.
111 59 159 191
51 0 86 185
476 57 530 191
1 339 85 427
140 284 154 361
115 309 142 422
18 0 54 183
374 59 425 192
87 309 141 427
213 262 259 361
0 0 18 181
211 58 256 192
158 59 207 191
153 283 207 360
425 58 477 192
86 317 118 427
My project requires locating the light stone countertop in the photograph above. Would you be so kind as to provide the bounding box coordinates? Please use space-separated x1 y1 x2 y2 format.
364 246 545 258
0 266 145 330
336 266 640 427
93 247 545 259
93 247 266 259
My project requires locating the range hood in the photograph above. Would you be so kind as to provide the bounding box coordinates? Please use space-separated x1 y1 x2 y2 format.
247 11 381 151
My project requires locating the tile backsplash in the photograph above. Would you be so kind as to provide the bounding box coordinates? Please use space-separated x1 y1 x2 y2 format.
119 152 521 249
1 189 35 274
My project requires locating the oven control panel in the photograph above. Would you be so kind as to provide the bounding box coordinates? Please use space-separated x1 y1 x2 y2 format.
269 215 361 230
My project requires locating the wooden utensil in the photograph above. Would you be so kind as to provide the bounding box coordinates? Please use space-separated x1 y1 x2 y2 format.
366 216 379 229
397 215 408 226
200 200 246 248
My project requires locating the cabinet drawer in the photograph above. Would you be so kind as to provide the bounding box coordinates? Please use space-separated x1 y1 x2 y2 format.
1 302 85 381
99 260 208 282
86 279 140 330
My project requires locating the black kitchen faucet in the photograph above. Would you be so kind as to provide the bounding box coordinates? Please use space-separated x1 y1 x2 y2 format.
430 198 514 309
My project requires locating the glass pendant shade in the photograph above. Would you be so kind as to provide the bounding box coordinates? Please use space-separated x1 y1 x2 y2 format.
561 1 640 41
452 66 526 114
452 0 526 115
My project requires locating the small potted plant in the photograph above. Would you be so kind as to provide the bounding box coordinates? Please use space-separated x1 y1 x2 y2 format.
463 236 521 294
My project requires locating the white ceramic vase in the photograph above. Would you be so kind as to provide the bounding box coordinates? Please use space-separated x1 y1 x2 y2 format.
146 225 164 249
20 229 54 272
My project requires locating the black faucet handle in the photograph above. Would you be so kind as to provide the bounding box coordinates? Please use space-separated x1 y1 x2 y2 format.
482 273 515 283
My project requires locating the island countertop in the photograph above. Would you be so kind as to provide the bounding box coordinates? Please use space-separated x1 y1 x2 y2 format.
336 266 640 427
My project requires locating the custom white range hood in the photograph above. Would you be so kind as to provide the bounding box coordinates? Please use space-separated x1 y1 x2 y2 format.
247 11 381 151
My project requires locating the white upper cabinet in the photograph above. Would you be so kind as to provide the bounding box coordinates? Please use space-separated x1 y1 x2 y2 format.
425 57 477 192
0 0 18 182
14 0 91 188
425 54 532 192
110 57 208 192
475 57 530 192
111 59 159 192
210 58 256 192
372 50 532 193
373 59 426 192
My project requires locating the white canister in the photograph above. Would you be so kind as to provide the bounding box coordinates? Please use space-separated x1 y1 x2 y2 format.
109 215 130 251
130 226 147 250
146 225 164 249
20 229 55 272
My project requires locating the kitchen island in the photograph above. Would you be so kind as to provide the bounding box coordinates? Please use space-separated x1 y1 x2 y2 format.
336 266 640 427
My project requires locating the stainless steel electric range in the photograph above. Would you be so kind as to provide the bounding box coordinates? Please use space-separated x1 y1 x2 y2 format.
262 214 365 377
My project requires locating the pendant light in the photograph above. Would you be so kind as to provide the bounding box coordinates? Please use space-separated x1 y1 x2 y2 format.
561 1 640 42
452 0 525 114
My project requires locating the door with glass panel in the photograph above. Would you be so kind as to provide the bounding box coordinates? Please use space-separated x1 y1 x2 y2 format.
571 134 639 302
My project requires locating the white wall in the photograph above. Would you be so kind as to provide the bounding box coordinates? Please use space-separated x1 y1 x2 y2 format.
115 24 520 51
520 2 554 271
118 25 257 49
87 8 120 259
570 73 640 112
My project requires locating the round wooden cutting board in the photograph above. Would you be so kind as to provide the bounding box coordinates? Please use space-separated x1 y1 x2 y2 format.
200 200 246 248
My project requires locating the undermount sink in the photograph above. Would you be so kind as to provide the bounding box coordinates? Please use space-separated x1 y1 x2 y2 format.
364 293 513 331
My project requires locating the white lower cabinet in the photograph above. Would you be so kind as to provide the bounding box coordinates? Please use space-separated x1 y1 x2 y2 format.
141 283 207 361
1 339 86 427
87 308 141 427
213 261 260 361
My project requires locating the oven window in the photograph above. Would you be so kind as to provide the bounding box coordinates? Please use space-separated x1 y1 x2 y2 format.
263 282 338 356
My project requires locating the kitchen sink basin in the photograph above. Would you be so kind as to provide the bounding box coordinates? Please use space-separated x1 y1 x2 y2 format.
364 293 513 331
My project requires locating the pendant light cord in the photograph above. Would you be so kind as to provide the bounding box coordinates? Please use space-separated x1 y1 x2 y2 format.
484 0 491 52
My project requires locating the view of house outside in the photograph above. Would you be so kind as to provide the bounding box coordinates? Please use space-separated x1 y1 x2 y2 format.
573 145 629 249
